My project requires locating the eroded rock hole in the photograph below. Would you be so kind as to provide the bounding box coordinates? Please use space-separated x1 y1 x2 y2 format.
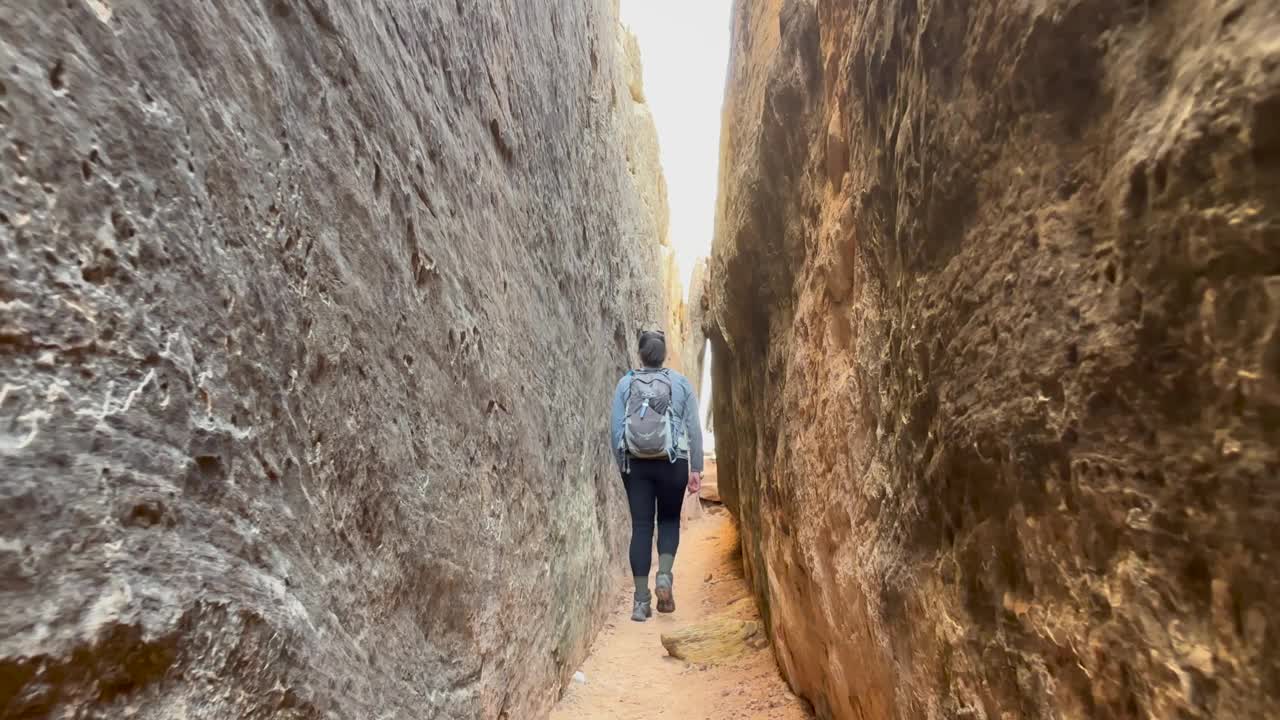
1126 170 1148 219
1153 157 1168 193
123 500 170 529
81 264 112 284
489 119 513 161
194 455 224 478
111 209 136 239
49 60 66 91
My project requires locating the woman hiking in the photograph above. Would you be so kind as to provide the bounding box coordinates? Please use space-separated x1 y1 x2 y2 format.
609 329 704 622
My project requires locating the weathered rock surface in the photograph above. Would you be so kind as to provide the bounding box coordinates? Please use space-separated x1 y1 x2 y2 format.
659 247 690 374
682 257 710 396
657 254 708 392
620 27 671 255
699 457 721 503
710 1 1280 718
0 2 671 718
660 598 766 666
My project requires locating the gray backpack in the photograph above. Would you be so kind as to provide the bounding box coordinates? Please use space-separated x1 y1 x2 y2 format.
623 369 674 459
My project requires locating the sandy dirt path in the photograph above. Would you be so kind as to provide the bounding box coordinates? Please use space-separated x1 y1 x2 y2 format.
550 510 812 720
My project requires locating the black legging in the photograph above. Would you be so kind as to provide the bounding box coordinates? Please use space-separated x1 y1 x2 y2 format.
622 458 688 577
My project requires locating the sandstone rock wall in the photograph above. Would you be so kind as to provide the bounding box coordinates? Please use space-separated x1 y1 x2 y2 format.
682 257 710 398
658 254 710 394
0 2 670 718
659 247 689 374
710 1 1280 718
621 27 671 255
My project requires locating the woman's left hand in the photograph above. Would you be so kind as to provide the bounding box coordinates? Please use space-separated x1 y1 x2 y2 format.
687 471 702 495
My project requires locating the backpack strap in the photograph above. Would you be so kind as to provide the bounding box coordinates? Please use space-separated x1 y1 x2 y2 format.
622 369 634 405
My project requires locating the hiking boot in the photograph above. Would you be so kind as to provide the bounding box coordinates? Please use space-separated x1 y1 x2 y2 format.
631 600 652 622
655 573 675 613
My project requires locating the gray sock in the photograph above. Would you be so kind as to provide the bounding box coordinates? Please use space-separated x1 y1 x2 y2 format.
633 576 651 602
658 553 675 577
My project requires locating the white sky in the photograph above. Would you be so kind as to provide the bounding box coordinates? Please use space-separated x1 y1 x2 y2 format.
619 1 731 454
619 0 733 293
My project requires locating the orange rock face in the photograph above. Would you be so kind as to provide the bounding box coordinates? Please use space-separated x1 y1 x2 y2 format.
709 1 1280 718
699 458 721 503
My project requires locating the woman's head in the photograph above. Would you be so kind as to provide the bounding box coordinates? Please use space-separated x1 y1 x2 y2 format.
638 329 666 368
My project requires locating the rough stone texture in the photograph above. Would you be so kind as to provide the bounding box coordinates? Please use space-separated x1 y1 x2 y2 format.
682 257 710 397
699 458 721 503
656 254 708 390
710 1 1280 719
659 247 690 374
0 2 671 718
660 598 767 666
620 27 671 255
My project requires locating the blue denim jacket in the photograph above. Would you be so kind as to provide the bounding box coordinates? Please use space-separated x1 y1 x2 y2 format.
610 367 704 472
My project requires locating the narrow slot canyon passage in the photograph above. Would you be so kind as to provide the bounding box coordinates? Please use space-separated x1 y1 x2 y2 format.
2 1 1279 720
551 511 811 720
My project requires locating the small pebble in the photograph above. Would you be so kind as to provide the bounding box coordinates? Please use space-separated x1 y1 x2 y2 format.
705 572 713 582
572 671 587 684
